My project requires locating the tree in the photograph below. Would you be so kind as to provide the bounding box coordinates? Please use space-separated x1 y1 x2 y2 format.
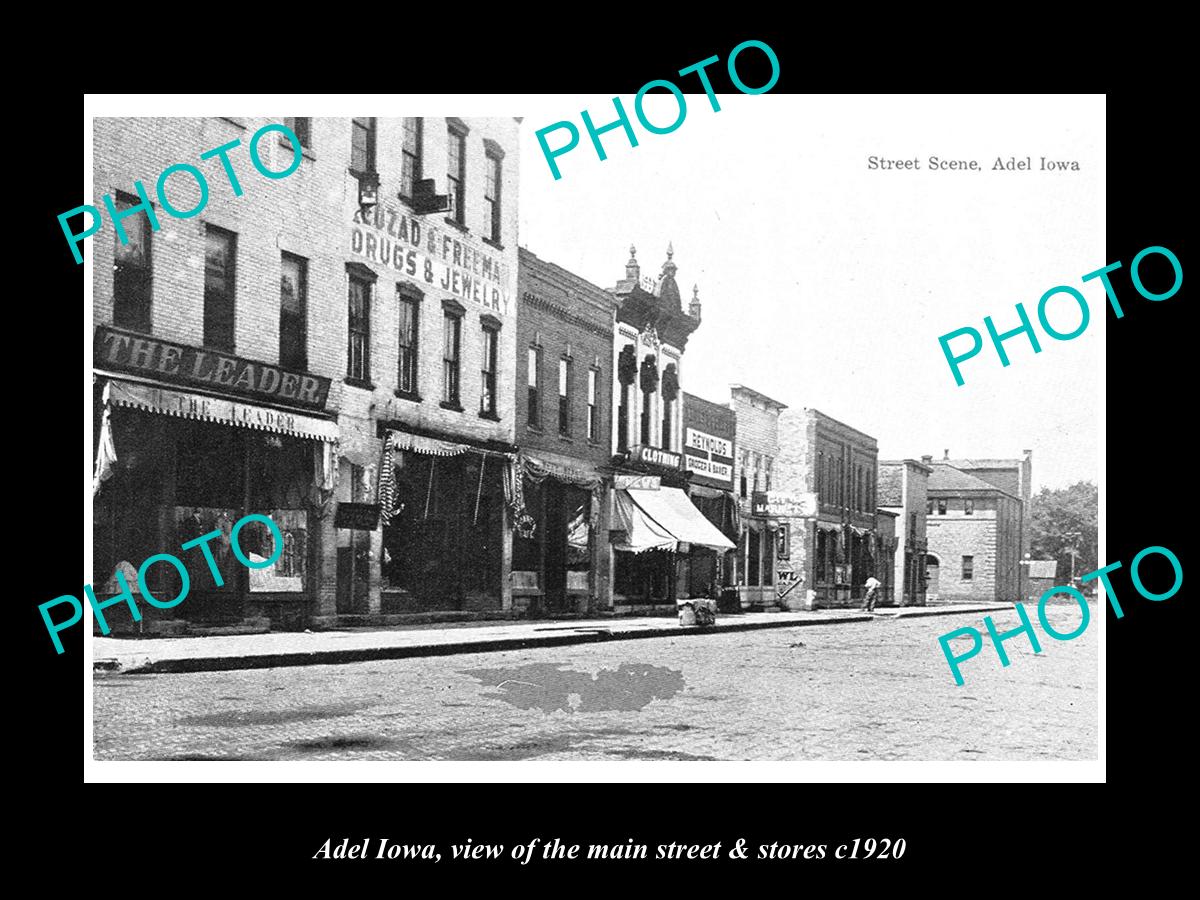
1028 481 1098 583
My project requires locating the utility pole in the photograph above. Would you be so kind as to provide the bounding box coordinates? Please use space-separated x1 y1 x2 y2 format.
1063 530 1081 587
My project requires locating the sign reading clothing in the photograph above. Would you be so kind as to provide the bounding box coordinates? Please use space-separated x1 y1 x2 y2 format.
683 427 734 487
351 201 514 316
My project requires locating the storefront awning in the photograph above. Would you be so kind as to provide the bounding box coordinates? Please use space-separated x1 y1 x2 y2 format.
104 378 339 443
614 487 736 553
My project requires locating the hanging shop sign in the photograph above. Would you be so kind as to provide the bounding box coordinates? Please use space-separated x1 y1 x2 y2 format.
752 490 818 518
350 201 514 316
95 325 331 412
335 502 382 530
630 444 684 471
683 426 734 488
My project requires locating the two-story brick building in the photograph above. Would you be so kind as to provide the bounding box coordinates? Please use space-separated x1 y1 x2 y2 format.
878 458 933 606
776 408 882 608
729 385 788 609
91 116 521 632
511 247 617 616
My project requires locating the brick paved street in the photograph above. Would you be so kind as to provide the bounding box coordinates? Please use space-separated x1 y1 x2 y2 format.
93 605 1097 761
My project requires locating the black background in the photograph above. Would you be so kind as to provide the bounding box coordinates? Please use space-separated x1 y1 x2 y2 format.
25 25 1185 886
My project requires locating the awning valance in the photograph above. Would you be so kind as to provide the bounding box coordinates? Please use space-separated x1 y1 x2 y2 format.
613 487 736 553
104 378 338 442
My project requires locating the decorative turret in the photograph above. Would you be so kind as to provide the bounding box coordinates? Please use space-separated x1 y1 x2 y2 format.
654 243 681 310
625 244 640 282
688 284 702 321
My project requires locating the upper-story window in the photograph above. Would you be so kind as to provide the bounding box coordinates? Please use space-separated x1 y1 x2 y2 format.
284 117 311 149
480 319 499 418
400 117 423 200
765 456 774 491
204 225 236 352
937 499 947 516
112 192 152 333
347 272 372 384
441 302 463 408
965 499 975 515
484 148 502 243
558 357 572 435
527 346 542 429
447 122 467 226
397 286 420 397
351 117 376 173
279 252 307 370
587 369 599 442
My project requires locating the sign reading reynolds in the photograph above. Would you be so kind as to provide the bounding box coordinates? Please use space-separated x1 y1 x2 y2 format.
683 426 734 486
351 201 514 316
95 326 331 412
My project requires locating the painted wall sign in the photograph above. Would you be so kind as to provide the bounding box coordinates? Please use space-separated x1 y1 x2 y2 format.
95 325 331 412
752 490 818 518
350 201 514 316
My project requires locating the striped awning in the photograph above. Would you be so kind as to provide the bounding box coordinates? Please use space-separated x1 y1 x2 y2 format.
104 378 338 442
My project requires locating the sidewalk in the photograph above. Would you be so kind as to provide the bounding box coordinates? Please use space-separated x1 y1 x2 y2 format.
93 603 1009 675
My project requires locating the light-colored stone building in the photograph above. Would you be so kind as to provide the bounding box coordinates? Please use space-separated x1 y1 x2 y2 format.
878 458 933 606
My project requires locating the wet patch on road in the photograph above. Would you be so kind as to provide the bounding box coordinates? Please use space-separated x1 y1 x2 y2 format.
462 662 685 714
177 702 368 727
286 734 402 753
605 748 718 761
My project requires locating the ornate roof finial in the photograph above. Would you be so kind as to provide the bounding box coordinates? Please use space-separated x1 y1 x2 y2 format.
625 244 640 282
666 242 674 260
692 284 699 300
689 283 702 321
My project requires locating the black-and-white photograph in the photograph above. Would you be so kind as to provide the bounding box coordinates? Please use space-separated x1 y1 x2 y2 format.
83 95 1102 771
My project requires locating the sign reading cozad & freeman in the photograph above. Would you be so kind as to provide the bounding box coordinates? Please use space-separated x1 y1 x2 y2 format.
350 201 514 316
94 325 331 412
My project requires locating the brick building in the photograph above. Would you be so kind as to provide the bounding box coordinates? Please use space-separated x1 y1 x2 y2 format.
878 458 933 606
608 246 733 610
91 116 521 633
775 408 882 608
729 385 788 609
511 247 617 615
924 452 1026 603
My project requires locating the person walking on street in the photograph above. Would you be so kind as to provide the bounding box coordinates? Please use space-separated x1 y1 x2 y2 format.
863 576 882 612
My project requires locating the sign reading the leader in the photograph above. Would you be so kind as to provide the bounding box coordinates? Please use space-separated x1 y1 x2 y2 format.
351 201 514 316
683 426 734 487
95 326 331 412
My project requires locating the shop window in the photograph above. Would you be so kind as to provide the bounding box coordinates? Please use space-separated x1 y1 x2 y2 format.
480 322 499 417
284 117 311 149
764 528 775 586
400 117 422 200
511 477 544 574
528 346 542 428
280 253 307 370
397 288 420 397
347 274 371 383
203 225 236 352
350 117 376 174
447 122 466 226
748 529 761 585
112 191 152 333
962 555 974 580
565 489 592 575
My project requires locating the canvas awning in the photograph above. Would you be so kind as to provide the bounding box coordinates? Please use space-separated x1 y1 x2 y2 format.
613 487 736 553
103 377 339 442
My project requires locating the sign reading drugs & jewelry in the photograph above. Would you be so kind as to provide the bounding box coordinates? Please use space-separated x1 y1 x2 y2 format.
350 201 514 316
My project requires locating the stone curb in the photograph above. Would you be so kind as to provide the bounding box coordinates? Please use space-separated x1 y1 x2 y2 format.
96 613 881 676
